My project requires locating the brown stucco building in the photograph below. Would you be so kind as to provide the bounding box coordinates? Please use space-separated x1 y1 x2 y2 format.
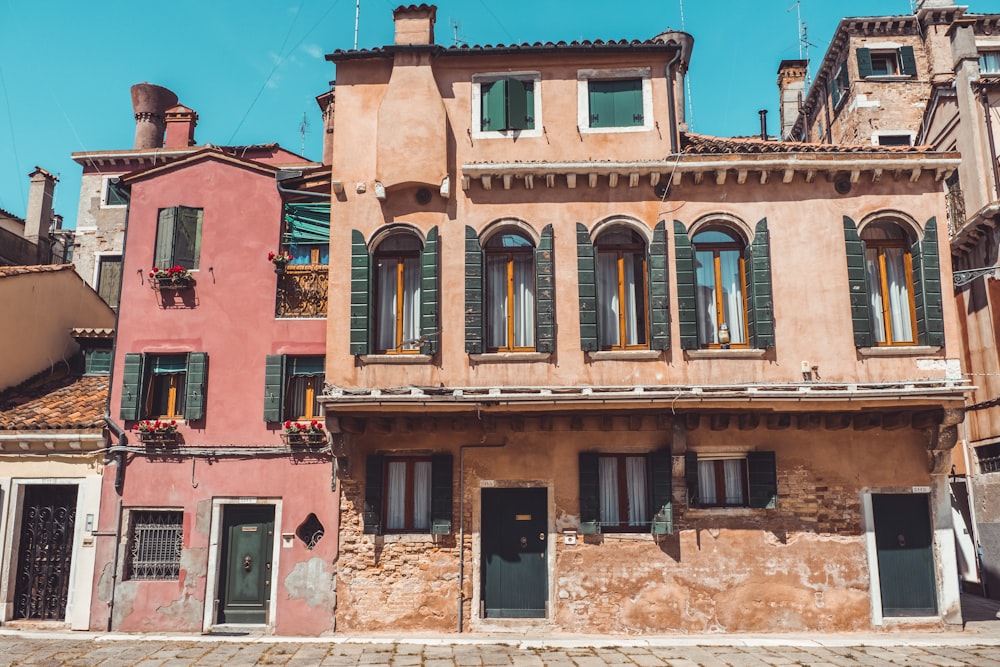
319 4 970 633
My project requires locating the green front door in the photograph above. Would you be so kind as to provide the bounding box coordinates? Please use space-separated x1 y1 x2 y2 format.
482 487 548 618
218 505 274 624
872 493 937 616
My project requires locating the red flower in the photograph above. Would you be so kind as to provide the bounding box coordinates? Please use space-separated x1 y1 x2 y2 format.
268 251 276 261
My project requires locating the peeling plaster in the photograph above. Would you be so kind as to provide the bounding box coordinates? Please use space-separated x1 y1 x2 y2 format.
284 557 336 608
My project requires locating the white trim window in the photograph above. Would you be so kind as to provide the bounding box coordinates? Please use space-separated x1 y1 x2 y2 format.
577 68 653 134
873 131 914 147
101 175 127 208
980 50 1000 75
471 71 542 139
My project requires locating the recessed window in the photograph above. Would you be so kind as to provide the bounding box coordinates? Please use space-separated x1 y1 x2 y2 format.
693 228 748 348
598 454 648 530
472 72 541 138
857 46 916 78
96 254 122 309
101 177 127 208
363 454 453 536
485 231 535 352
385 457 432 532
83 348 113 376
263 355 324 422
120 352 208 423
579 450 672 533
685 452 777 509
980 50 1000 75
977 443 1000 474
831 62 850 108
374 234 423 354
154 206 203 270
596 228 648 349
862 222 917 346
577 68 652 133
876 133 913 147
125 510 183 580
147 355 188 419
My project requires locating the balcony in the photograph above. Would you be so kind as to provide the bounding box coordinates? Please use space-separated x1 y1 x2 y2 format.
276 264 327 318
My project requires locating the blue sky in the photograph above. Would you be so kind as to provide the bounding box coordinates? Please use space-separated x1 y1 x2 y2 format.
2 0 999 230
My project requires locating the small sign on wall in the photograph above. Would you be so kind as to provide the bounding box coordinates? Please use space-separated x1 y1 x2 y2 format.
912 486 931 493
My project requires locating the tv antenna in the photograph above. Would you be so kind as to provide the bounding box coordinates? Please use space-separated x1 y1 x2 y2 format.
789 2 816 87
299 113 309 156
354 0 360 50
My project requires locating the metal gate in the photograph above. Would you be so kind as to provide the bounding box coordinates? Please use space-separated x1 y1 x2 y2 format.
13 485 78 620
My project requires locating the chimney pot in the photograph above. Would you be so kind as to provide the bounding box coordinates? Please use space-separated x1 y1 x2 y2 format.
392 4 436 45
131 83 179 149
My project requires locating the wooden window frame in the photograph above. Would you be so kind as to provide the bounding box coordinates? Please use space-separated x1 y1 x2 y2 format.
866 237 918 347
485 236 535 353
597 239 650 350
693 232 750 349
598 454 650 533
146 366 186 420
374 245 422 355
383 456 432 534
697 458 749 509
287 375 322 421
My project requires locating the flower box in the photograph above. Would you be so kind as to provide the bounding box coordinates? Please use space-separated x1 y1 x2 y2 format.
268 251 293 275
281 432 328 447
139 431 179 446
134 420 179 446
149 266 194 290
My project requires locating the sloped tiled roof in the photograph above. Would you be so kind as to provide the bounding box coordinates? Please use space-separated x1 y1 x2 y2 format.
330 37 684 61
0 372 107 431
680 133 930 155
0 264 75 279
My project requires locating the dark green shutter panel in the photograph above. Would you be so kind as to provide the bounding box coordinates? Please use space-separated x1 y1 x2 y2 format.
420 226 440 354
747 451 777 509
588 82 614 128
364 454 384 535
684 451 699 508
899 46 917 76
184 352 208 421
674 221 699 350
350 230 370 355
648 221 670 350
464 226 484 354
482 79 506 131
176 206 202 269
649 449 673 534
578 452 600 533
843 216 873 347
576 223 598 351
535 224 555 353
120 353 144 421
506 78 532 130
857 48 873 78
746 219 774 349
263 354 285 422
914 217 945 347
154 208 176 269
613 79 643 126
431 454 453 534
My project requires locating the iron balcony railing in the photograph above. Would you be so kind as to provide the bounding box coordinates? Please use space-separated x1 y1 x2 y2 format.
276 264 328 318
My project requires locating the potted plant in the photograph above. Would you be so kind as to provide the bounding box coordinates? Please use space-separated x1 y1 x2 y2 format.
268 250 293 274
134 419 179 445
282 419 326 446
149 265 194 290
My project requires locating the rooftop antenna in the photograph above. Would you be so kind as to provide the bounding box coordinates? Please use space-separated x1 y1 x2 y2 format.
354 0 360 50
299 113 309 156
789 1 816 88
452 19 460 46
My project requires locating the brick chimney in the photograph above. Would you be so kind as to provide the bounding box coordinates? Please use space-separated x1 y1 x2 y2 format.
164 104 198 148
393 4 436 45
777 60 808 141
131 83 179 149
25 167 56 261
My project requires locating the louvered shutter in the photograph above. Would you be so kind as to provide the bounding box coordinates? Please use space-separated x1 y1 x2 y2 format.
914 217 945 347
420 226 440 354
843 216 873 347
856 48 873 78
364 454 384 535
745 219 774 349
648 221 670 350
673 221 699 350
535 224 555 353
263 355 285 422
747 451 778 509
431 454 453 534
899 46 917 76
465 226 484 353
350 230 370 355
649 449 673 534
684 451 699 508
154 208 176 269
578 452 600 533
576 223 598 351
120 353 144 421
184 352 208 421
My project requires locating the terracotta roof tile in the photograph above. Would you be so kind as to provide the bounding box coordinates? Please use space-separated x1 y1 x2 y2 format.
0 264 75 278
0 373 108 431
680 132 930 155
330 36 683 60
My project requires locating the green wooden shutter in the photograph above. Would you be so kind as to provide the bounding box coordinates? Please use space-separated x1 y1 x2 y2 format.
914 217 945 347
465 226 484 354
120 353 145 421
843 216 873 347
154 208 176 269
684 451 699 508
420 226 440 354
747 451 777 509
431 454 453 534
364 454 384 535
648 221 670 350
506 78 533 130
613 79 643 126
184 352 208 421
588 82 615 128
674 221 699 350
857 48 873 78
535 224 555 353
481 79 507 131
263 354 286 422
350 230 370 355
578 452 600 533
745 219 774 349
576 223 598 351
175 206 202 269
899 46 917 76
649 449 673 534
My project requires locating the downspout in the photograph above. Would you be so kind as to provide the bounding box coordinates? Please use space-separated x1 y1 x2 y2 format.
457 435 507 633
665 48 682 155
980 89 1000 202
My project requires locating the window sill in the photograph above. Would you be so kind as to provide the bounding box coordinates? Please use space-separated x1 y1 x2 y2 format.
685 507 769 518
577 125 652 135
469 352 551 363
863 75 913 82
597 532 656 542
685 348 767 360
378 533 436 544
359 354 433 365
586 350 661 361
858 346 941 357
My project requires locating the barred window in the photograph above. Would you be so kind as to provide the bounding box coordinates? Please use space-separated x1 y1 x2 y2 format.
977 443 1000 475
126 510 183 580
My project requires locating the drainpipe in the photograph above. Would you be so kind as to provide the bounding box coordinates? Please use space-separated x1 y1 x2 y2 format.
457 435 507 633
980 89 1000 203
664 49 682 155
275 169 332 199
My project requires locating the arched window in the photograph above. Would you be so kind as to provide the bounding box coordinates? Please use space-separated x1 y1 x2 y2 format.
861 221 916 345
596 228 648 349
693 228 748 347
374 234 423 353
485 231 535 351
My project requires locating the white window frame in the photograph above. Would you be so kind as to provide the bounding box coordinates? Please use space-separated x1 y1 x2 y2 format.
93 252 122 308
868 50 901 77
471 71 543 140
100 175 127 208
872 131 915 147
577 67 653 134
977 43 1000 74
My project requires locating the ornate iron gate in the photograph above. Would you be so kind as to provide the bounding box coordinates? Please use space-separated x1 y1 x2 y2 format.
13 485 78 620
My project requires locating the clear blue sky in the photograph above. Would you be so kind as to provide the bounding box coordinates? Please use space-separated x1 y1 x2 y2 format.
2 0 999 230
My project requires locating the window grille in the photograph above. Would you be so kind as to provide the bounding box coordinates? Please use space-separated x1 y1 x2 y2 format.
977 443 1000 474
126 510 183 580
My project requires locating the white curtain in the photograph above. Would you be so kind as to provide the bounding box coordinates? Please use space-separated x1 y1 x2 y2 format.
376 261 398 352
865 248 888 343
413 461 431 530
401 257 421 350
884 248 913 343
598 253 620 347
719 250 746 344
695 250 718 345
622 254 640 346
386 461 407 530
486 255 508 349
598 457 619 526
513 255 534 348
625 456 647 526
723 459 744 505
697 460 717 505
